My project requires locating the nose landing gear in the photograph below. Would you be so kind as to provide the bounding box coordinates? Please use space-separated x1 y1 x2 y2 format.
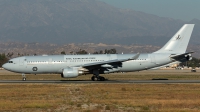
22 73 26 81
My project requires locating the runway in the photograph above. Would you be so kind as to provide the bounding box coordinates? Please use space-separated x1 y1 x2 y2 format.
1 80 200 84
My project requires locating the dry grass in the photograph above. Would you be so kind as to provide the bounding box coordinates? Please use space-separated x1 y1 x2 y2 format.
1 69 200 111
0 84 200 112
82 84 200 112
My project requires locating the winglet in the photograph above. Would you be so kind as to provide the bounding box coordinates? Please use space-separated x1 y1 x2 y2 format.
129 53 140 60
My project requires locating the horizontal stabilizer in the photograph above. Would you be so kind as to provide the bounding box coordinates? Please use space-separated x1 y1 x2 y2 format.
170 52 194 61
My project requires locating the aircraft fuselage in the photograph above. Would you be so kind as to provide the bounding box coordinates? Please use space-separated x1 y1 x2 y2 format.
3 53 172 74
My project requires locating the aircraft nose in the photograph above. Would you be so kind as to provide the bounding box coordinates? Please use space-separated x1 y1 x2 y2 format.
2 63 8 70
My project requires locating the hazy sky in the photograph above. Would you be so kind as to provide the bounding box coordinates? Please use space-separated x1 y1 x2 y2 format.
98 0 199 21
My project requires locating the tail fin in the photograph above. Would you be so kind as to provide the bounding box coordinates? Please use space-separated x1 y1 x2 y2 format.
154 24 195 54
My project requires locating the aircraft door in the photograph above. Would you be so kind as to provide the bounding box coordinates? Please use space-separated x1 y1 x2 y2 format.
19 58 25 66
48 58 53 65
150 55 157 64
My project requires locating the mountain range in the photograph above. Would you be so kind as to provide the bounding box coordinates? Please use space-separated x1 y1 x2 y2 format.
0 0 199 46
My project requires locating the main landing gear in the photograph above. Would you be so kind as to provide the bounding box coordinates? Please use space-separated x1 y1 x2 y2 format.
91 70 106 81
91 76 105 81
22 73 26 81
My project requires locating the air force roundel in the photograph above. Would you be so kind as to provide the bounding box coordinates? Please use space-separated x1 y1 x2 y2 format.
32 67 38 71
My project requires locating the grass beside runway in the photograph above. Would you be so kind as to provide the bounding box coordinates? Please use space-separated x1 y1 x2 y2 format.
0 84 200 112
1 69 200 111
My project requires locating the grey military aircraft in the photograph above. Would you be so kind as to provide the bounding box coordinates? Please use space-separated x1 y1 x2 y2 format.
3 24 195 81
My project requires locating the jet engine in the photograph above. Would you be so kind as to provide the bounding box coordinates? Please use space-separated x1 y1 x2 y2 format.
61 67 84 78
185 54 192 61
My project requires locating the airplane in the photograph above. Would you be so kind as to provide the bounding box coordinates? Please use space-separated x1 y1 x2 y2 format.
2 24 195 81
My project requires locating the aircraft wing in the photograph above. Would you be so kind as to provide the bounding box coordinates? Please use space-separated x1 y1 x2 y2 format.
170 52 194 61
75 53 140 68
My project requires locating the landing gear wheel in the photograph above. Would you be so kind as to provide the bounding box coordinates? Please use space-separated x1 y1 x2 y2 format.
22 73 26 81
100 76 105 81
91 76 105 81
91 76 95 81
22 77 26 81
91 76 98 81
92 70 106 81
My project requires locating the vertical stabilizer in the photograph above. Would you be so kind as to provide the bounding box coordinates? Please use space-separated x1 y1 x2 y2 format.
154 24 195 54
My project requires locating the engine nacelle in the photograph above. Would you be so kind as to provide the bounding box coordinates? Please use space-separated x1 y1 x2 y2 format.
61 67 84 78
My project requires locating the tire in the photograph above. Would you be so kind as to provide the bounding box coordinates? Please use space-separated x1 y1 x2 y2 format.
94 77 98 81
91 76 94 81
22 77 26 81
100 77 105 81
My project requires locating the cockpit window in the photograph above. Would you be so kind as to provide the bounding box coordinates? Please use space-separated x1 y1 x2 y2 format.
8 61 13 63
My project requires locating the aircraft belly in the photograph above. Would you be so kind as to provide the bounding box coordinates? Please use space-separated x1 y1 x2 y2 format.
121 60 159 72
